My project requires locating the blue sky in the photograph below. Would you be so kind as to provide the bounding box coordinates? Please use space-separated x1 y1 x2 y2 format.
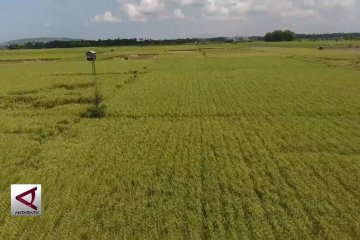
0 0 359 42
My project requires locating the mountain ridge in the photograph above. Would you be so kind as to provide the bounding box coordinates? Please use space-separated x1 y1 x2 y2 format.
0 37 83 47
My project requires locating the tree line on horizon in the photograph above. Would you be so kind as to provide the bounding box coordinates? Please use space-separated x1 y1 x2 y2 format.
6 32 360 49
264 30 295 42
265 31 360 42
7 37 237 49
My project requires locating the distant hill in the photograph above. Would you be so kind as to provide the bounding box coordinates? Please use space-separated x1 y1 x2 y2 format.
0 37 82 48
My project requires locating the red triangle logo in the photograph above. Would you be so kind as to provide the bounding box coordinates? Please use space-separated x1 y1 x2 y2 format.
15 187 37 210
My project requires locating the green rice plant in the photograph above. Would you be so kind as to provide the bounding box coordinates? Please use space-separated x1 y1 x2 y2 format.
0 42 359 239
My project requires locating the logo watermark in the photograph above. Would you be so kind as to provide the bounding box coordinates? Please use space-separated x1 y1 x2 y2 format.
11 184 41 216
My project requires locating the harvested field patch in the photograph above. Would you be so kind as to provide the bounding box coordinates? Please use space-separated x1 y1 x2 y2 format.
0 58 61 63
32 96 94 109
104 54 158 61
50 82 94 90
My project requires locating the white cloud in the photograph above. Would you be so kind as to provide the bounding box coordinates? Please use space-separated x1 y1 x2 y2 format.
123 0 166 21
180 0 206 6
173 8 186 19
318 0 355 8
231 0 253 14
138 0 165 13
252 5 268 12
202 0 230 19
117 0 357 23
281 8 319 19
92 11 121 23
124 3 148 22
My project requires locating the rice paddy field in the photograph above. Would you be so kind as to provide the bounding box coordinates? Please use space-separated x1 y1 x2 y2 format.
0 41 359 239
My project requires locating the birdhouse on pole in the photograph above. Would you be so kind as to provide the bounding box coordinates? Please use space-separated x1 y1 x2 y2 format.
86 51 97 61
86 51 97 77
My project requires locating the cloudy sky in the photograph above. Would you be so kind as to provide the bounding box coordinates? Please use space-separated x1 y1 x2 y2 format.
0 0 359 42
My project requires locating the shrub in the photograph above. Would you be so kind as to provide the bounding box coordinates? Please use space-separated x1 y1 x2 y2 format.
83 104 106 118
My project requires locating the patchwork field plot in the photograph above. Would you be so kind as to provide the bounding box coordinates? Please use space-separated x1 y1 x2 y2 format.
0 43 359 239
